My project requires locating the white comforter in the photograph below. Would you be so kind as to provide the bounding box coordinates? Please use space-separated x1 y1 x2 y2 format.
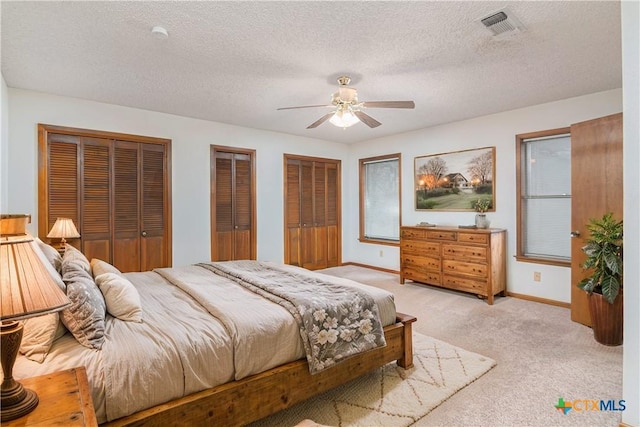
13 263 396 423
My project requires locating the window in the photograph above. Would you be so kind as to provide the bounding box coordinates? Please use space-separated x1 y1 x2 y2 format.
516 128 571 266
359 154 401 244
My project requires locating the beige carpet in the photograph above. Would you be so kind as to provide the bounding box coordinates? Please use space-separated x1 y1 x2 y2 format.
317 265 624 427
251 333 495 427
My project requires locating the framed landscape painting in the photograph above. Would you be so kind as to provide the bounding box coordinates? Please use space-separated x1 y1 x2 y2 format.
414 146 495 211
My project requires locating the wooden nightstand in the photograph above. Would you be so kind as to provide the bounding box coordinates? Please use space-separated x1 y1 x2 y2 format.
4 367 97 426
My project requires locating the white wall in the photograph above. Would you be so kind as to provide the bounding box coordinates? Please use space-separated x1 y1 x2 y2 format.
621 1 639 425
344 89 623 303
1 75 8 211
6 89 349 266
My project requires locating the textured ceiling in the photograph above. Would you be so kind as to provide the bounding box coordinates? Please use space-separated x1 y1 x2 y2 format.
1 1 622 144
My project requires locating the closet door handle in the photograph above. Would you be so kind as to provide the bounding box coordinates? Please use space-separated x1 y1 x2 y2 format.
570 230 580 237
141 231 147 237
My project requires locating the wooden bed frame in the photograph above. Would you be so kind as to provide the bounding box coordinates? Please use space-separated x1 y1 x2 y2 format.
105 313 416 426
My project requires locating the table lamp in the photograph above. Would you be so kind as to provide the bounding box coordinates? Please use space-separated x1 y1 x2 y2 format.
46 217 80 251
1 214 72 421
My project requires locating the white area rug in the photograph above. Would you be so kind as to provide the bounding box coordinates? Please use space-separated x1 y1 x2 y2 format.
252 333 496 427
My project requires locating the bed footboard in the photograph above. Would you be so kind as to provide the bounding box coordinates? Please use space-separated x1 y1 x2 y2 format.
105 313 417 427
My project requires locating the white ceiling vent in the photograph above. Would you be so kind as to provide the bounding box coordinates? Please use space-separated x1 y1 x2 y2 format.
479 8 525 37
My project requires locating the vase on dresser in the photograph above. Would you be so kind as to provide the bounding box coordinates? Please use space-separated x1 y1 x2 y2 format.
475 214 490 229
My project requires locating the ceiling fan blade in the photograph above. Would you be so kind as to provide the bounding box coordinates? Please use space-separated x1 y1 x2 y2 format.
306 113 334 129
362 101 415 109
353 111 382 128
277 104 332 110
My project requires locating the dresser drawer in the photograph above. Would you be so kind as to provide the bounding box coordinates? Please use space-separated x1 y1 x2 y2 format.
442 274 488 295
401 228 428 239
442 244 487 262
401 254 440 272
426 230 457 241
443 259 488 277
403 268 441 285
458 232 489 244
401 239 440 257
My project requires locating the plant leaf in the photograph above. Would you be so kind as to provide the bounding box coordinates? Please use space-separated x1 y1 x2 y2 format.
600 275 620 304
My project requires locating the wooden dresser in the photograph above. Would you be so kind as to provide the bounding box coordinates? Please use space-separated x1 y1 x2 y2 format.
400 226 506 304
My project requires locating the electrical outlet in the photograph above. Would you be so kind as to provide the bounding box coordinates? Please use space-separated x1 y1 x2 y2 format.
379 250 384 258
534 272 541 282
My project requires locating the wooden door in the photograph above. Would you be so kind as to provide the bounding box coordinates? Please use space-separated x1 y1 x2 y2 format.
326 162 340 267
44 133 81 244
300 160 316 268
285 159 302 266
232 152 253 259
140 143 168 271
312 162 328 269
210 146 256 261
284 155 341 269
571 113 623 325
113 140 141 272
80 137 112 262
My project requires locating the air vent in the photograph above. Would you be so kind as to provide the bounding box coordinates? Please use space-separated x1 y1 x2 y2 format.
479 8 525 37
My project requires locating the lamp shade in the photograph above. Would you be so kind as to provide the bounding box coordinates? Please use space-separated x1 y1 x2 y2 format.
0 235 71 321
46 218 80 240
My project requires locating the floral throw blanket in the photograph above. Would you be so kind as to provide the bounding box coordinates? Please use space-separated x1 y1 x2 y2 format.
198 261 386 374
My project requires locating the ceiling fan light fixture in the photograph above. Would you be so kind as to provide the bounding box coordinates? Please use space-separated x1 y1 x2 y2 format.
329 108 359 128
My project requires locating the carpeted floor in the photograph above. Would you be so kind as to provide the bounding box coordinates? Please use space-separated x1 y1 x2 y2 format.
312 265 624 427
252 333 495 427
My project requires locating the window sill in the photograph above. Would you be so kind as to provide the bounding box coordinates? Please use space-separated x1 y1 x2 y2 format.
359 238 399 247
514 254 570 268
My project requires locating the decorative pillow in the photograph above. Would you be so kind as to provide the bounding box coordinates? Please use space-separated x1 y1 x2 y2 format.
19 239 68 362
60 266 107 350
35 237 62 274
95 273 143 323
19 314 67 363
62 244 91 276
91 258 122 278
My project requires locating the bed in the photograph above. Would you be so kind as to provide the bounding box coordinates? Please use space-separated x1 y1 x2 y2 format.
13 241 416 426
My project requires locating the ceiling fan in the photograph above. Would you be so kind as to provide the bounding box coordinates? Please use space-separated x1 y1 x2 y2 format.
277 76 415 129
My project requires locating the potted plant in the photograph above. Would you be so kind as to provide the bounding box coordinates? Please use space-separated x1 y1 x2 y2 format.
577 212 623 346
473 198 491 228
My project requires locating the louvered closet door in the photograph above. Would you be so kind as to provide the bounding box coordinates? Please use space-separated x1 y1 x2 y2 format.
283 155 341 270
113 141 141 272
312 162 328 269
300 161 316 268
46 134 80 240
81 138 112 262
285 159 302 266
140 143 168 271
325 162 340 267
214 153 234 260
39 124 171 272
211 146 256 261
112 141 168 272
232 153 252 259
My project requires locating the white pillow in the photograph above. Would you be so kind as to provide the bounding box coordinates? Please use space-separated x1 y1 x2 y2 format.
95 273 143 323
19 314 67 363
90 258 122 278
